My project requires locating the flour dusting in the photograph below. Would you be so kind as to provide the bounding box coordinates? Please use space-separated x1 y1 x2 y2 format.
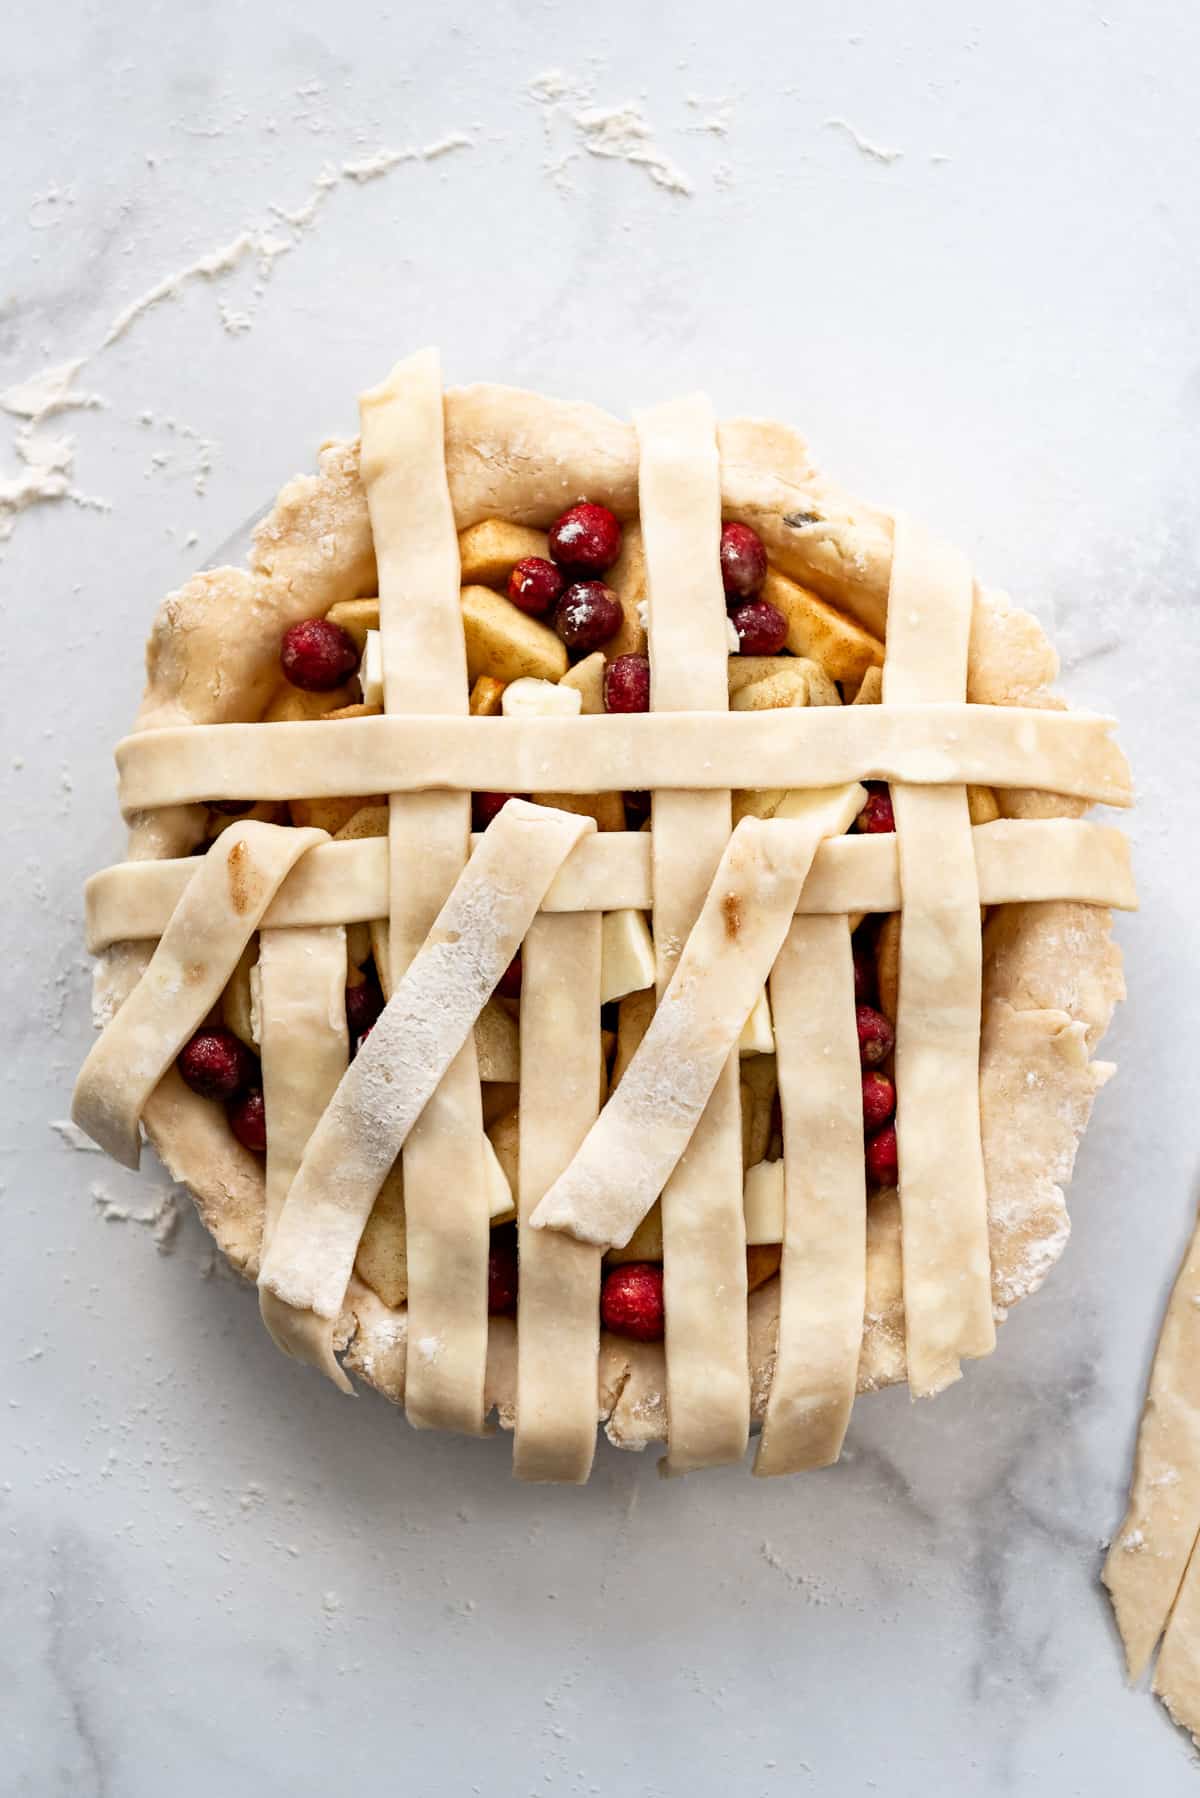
825 117 904 164
2 136 476 543
91 1183 182 1252
528 71 695 196
49 1119 102 1153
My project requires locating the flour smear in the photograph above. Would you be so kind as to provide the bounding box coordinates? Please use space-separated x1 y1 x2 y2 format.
0 136 473 543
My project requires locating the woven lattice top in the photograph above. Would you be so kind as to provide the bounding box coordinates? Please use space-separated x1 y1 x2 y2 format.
72 350 1135 1482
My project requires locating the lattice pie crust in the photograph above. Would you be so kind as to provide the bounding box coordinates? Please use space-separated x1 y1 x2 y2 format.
73 352 1134 1481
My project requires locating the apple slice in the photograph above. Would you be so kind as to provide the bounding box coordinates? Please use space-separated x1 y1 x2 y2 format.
739 986 774 1055
487 1107 519 1203
747 1244 783 1292
222 939 259 1049
612 986 656 1089
604 521 649 659
484 1131 516 1224
759 567 884 684
740 1053 777 1169
559 651 607 714
743 1157 784 1246
469 675 506 716
603 1201 664 1265
875 912 900 1022
458 519 549 587
354 1160 407 1308
324 597 380 653
600 909 656 1006
358 629 383 707
475 995 519 1082
852 665 883 706
262 680 358 722
501 676 581 719
461 584 568 684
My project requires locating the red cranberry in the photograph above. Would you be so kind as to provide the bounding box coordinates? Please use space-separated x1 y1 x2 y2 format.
548 502 622 575
497 952 522 1001
601 1262 665 1342
507 556 564 617
862 1070 896 1134
604 653 651 713
623 790 652 827
280 618 360 692
555 582 623 654
853 943 876 1005
228 1087 267 1154
720 522 768 600
729 599 788 655
178 1028 254 1101
472 792 526 831
488 1229 519 1314
857 787 896 834
865 1122 898 1187
346 976 385 1041
857 1004 895 1068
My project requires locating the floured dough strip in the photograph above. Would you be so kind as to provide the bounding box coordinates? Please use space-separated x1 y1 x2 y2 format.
257 800 590 1381
1153 1536 1200 1747
531 797 864 1254
755 914 865 1473
116 703 1132 813
85 817 1137 951
637 392 748 1475
1104 1205 1200 1683
513 911 603 1483
258 927 350 1244
72 821 325 1168
361 348 489 1438
885 516 995 1397
256 925 351 1387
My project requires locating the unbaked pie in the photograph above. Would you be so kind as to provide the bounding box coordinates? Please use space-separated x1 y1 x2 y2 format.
73 350 1136 1482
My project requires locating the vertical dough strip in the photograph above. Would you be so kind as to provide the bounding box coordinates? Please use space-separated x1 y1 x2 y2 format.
635 393 748 1473
360 350 490 1434
513 912 604 1483
755 913 865 1473
883 516 995 1396
256 924 351 1386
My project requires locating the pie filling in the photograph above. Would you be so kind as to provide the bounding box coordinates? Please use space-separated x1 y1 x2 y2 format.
72 351 1136 1481
178 502 903 1344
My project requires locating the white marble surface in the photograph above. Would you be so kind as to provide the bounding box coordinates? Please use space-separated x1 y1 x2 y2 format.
4 2 1199 1791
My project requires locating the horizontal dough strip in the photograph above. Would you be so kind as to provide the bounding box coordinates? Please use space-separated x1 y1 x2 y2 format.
115 705 1132 815
86 817 1137 951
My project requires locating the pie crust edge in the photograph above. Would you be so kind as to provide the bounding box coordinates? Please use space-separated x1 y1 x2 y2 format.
100 390 1127 1448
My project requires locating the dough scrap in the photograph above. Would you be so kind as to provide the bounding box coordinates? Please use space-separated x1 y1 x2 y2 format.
1105 1207 1200 1690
